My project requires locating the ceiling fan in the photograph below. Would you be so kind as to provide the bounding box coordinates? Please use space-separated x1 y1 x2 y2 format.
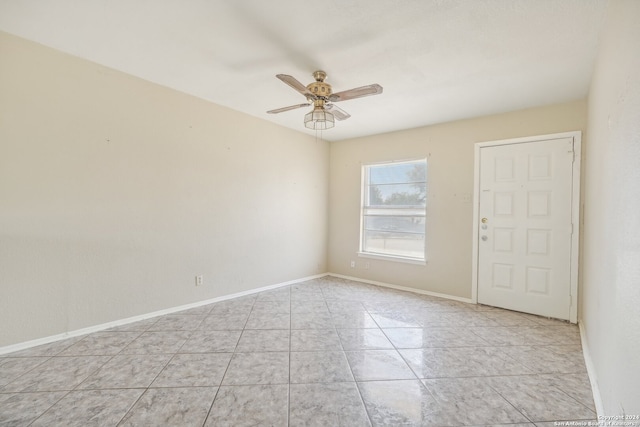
267 70 383 130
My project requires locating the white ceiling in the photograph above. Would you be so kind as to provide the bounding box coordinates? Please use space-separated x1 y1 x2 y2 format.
0 0 608 141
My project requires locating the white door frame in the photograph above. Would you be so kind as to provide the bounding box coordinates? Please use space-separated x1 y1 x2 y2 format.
471 131 581 323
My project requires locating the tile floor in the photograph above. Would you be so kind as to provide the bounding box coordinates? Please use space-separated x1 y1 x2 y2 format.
0 276 597 426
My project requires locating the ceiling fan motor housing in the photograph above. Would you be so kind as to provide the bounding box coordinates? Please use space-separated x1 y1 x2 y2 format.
307 70 332 98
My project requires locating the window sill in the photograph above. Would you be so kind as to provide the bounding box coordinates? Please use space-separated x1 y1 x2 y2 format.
357 252 427 265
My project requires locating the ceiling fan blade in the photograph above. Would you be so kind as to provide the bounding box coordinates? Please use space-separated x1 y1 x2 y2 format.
325 104 351 121
276 74 317 99
267 103 311 114
329 83 383 102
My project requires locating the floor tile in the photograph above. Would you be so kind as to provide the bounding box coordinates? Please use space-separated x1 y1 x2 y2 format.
2 337 82 358
524 314 572 327
364 301 418 313
345 350 416 381
78 354 171 389
236 329 290 352
147 314 206 331
3 356 110 392
323 291 363 301
120 331 192 354
337 328 394 350
439 300 477 312
422 377 531 425
358 379 438 426
419 312 458 328
481 310 541 326
198 313 249 330
538 372 597 410
208 298 255 316
470 326 534 346
105 317 159 332
290 351 354 383
57 332 140 356
502 345 587 374
546 325 582 345
331 312 378 328
441 311 500 327
0 391 67 426
175 304 215 316
399 347 533 378
178 330 241 353
151 353 232 387
370 312 425 328
0 357 49 388
517 326 571 346
251 300 291 313
488 375 596 422
120 387 217 426
383 327 489 348
244 311 290 329
205 384 288 426
290 382 371 427
291 329 342 351
291 311 334 329
30 389 143 427
290 300 329 313
325 300 367 314
222 352 289 385
256 288 291 301
290 289 325 301
466 303 502 312
291 280 323 291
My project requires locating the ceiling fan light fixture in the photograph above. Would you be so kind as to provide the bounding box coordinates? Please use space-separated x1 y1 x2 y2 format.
304 108 335 130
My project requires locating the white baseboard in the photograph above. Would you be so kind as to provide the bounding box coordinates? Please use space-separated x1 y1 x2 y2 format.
579 320 604 416
328 273 475 304
0 272 329 356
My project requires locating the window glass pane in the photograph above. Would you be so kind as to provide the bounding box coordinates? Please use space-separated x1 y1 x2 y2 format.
369 162 426 185
364 216 425 234
363 230 425 259
367 183 426 207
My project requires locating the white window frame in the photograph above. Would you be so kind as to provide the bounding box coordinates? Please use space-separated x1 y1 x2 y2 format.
358 158 427 264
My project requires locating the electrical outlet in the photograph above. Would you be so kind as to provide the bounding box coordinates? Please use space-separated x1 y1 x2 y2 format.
364 262 370 269
350 261 356 268
195 275 203 286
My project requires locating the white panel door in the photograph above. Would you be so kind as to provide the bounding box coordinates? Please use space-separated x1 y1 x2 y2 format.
477 137 575 320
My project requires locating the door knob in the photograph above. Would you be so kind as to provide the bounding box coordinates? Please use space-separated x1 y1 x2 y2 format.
481 217 488 224
481 235 488 241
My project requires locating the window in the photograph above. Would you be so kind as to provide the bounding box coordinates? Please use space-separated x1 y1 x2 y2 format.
360 159 427 262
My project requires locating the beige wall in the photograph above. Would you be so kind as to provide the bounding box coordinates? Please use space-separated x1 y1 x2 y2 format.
328 101 587 299
581 0 640 414
0 32 329 347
